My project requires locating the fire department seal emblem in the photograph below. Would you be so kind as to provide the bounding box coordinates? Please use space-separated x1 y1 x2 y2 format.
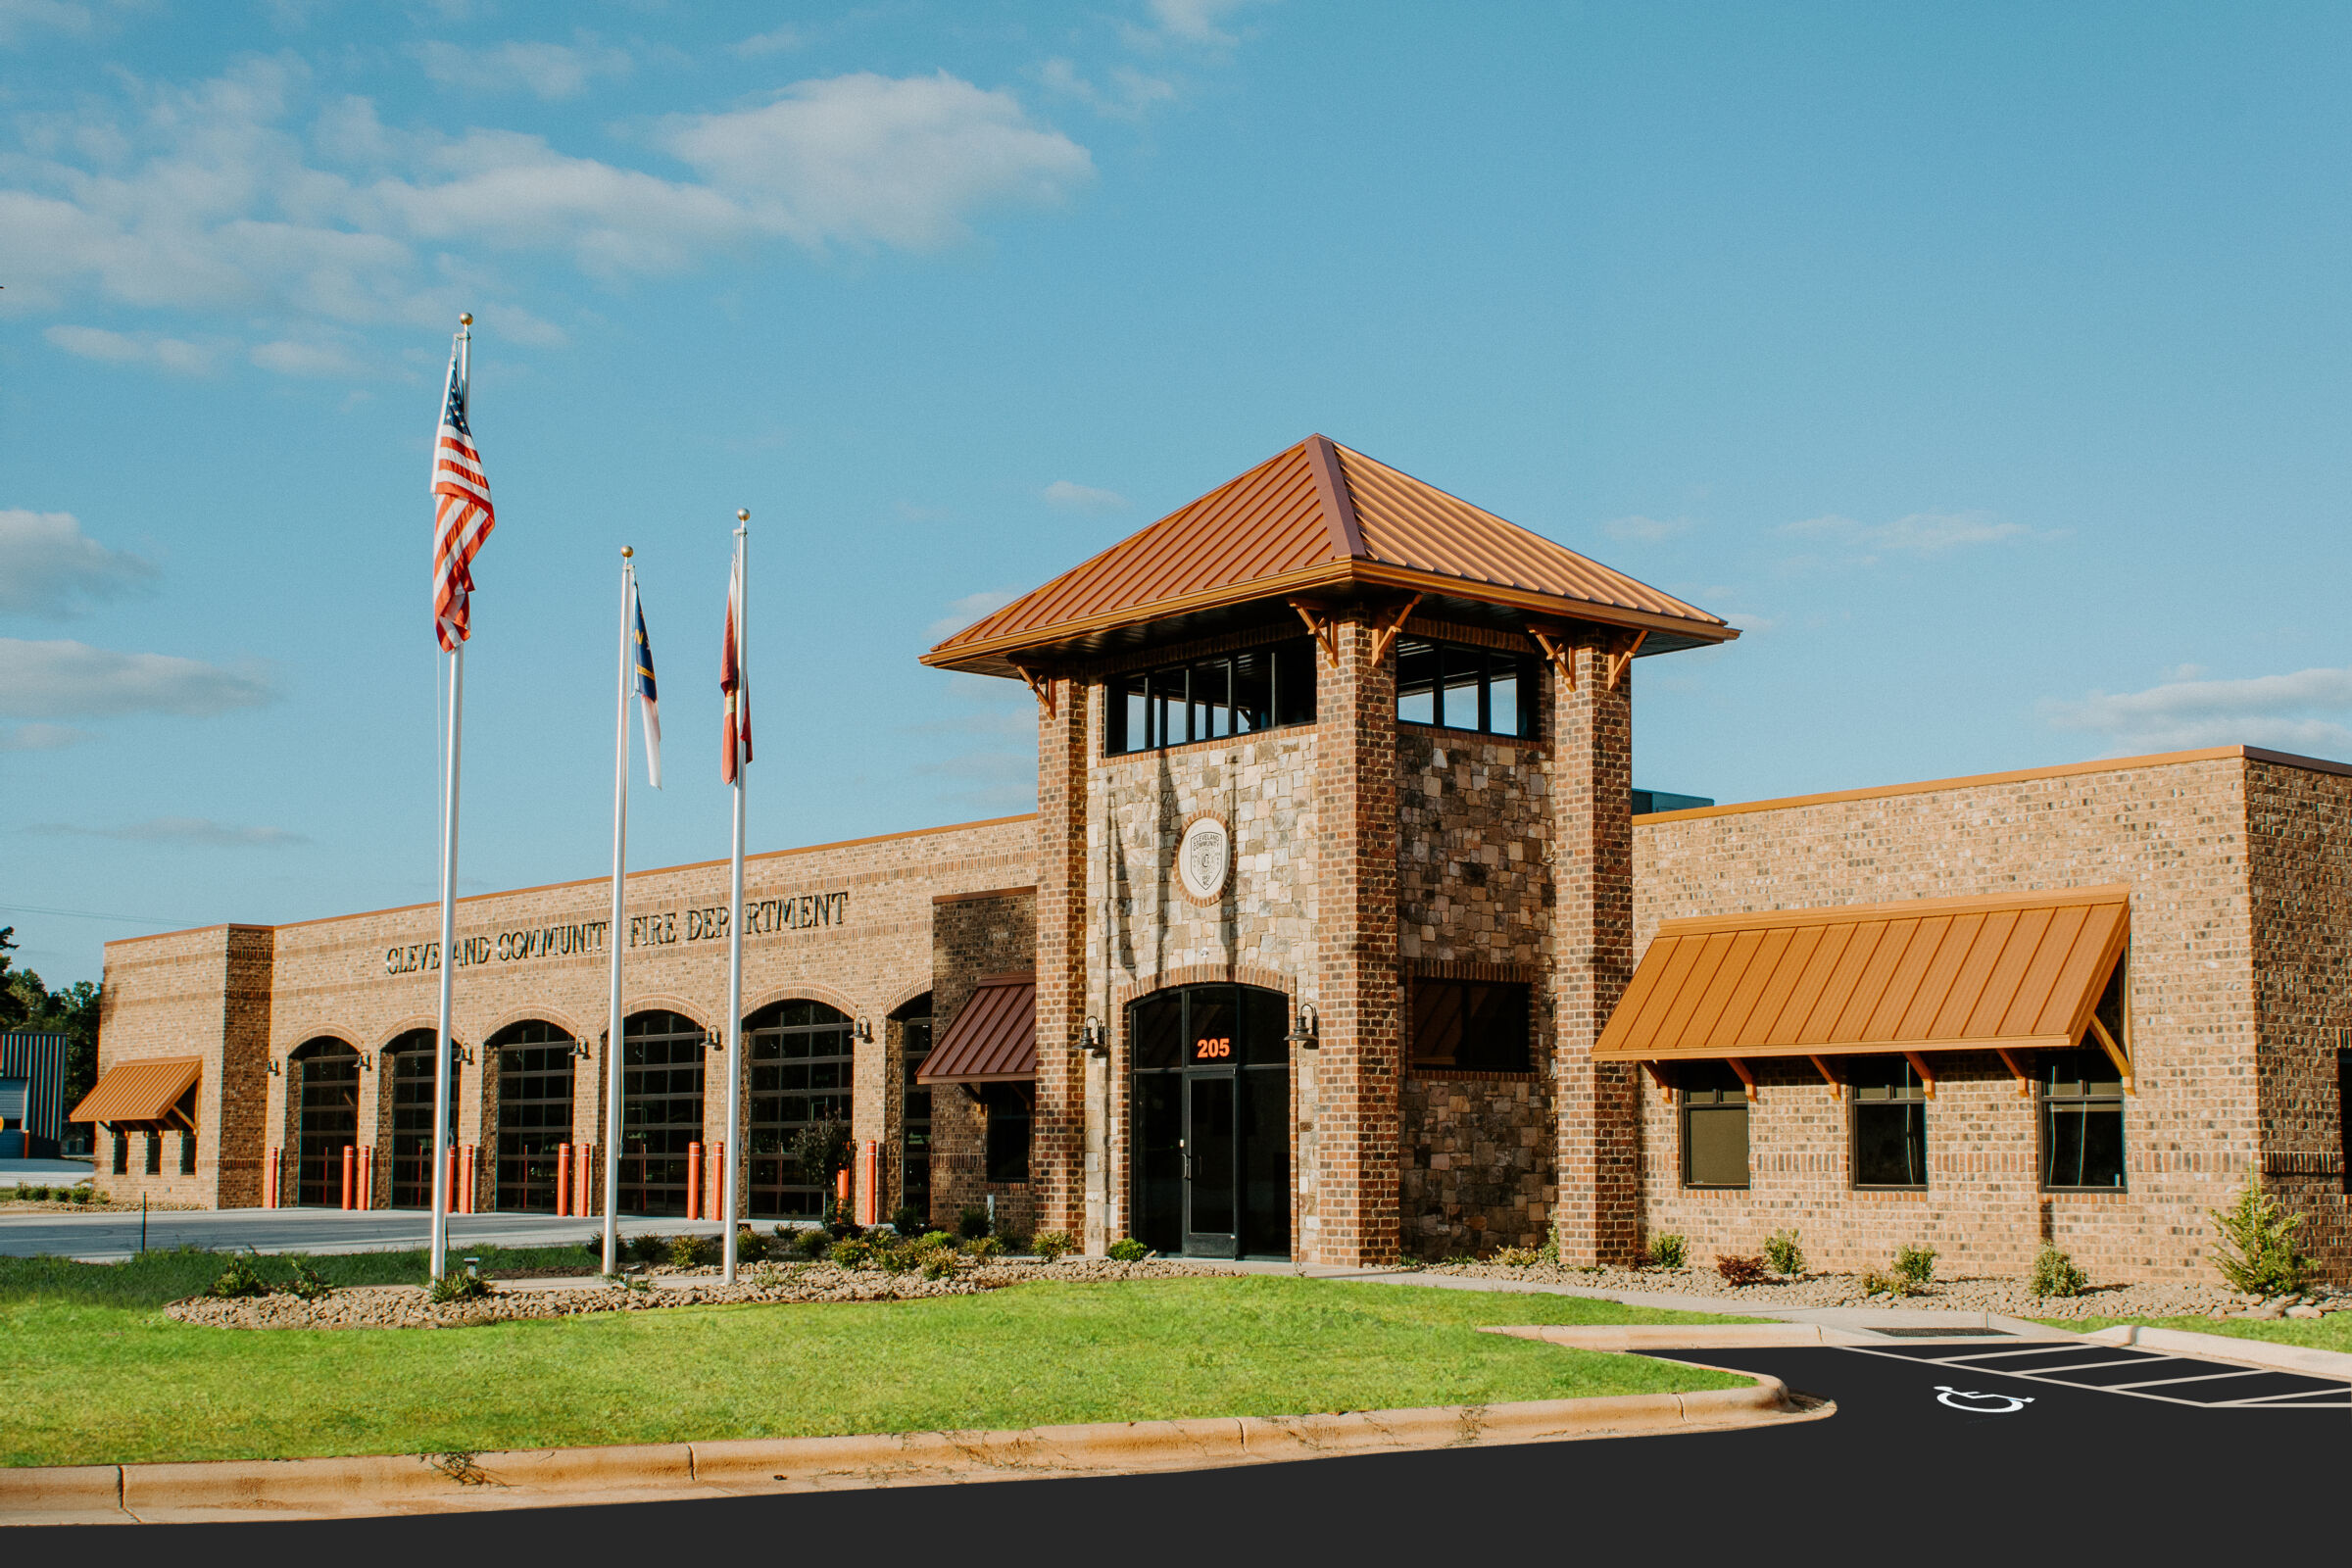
1177 814 1232 904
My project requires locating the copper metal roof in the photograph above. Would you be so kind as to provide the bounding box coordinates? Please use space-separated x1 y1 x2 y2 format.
923 436 1734 675
70 1056 202 1125
1592 888 2131 1063
916 977 1037 1083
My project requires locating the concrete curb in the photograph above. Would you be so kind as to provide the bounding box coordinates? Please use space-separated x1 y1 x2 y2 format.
0 1377 1807 1525
2079 1323 2352 1380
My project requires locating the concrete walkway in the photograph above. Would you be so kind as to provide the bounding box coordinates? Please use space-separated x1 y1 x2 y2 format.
0 1207 726 1262
0 1158 94 1188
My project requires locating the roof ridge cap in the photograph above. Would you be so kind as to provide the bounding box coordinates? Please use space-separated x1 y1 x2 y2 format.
1302 433 1366 561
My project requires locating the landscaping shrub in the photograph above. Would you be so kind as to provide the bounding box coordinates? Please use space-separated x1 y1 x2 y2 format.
1031 1230 1076 1263
962 1236 1003 1262
735 1227 768 1263
827 1236 873 1270
2208 1185 2311 1296
1107 1238 1150 1262
1646 1233 1688 1269
957 1206 991 1240
425 1269 491 1303
1894 1244 1936 1287
2030 1246 2087 1298
890 1206 923 1236
285 1258 332 1301
667 1234 716 1270
1715 1254 1767 1286
627 1233 669 1267
1490 1244 1544 1266
22 1185 47 1201
73 1188 95 1204
793 1226 831 1259
1764 1229 1805 1276
1858 1266 1919 1298
206 1254 271 1299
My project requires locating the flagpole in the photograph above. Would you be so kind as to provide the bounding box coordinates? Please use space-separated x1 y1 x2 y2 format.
426 318 471 1283
721 510 749 1284
603 549 634 1278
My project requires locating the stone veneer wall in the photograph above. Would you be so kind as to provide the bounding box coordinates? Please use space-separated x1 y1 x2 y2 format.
1631 753 2269 1284
2243 757 2352 1281
926 887 1040 1237
98 816 1037 1211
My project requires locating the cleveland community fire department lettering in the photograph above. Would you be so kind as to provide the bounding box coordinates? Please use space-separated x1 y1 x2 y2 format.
379 892 850 975
382 922 608 975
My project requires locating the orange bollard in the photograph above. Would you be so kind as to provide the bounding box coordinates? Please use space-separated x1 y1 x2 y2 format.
686 1141 703 1220
358 1146 372 1210
265 1148 278 1208
462 1144 477 1214
835 1164 850 1222
446 1147 460 1210
858 1140 879 1226
576 1145 593 1215
712 1142 724 1221
556 1142 572 1215
340 1145 355 1210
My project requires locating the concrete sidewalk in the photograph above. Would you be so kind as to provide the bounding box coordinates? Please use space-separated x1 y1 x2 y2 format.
0 1207 726 1261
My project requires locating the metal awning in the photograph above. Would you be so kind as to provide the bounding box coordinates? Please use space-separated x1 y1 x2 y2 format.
70 1056 202 1128
1594 888 2131 1081
917 977 1037 1084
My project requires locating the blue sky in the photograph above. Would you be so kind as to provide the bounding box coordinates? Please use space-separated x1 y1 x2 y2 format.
4 1 2348 985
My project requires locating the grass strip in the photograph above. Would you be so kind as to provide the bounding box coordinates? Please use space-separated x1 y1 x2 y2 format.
0 1242 602 1308
2038 1311 2352 1353
1 1274 1751 1468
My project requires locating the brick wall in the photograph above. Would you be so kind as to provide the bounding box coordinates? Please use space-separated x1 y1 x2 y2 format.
927 887 1039 1233
1632 752 2270 1283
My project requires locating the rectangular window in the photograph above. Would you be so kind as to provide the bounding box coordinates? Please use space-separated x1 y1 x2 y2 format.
2041 1049 2126 1191
179 1131 198 1175
1409 979 1531 1072
113 1132 128 1174
1395 637 1538 738
1850 1056 1927 1189
1680 1062 1750 1188
1106 638 1318 755
144 1131 162 1174
982 1084 1031 1183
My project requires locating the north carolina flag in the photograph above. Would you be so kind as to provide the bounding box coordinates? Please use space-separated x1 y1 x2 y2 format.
631 580 662 789
720 551 751 783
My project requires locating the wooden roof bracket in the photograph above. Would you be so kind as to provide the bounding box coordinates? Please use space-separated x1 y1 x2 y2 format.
1995 1048 2034 1099
1527 624 1576 692
1605 629 1648 691
1009 662 1055 718
1367 593 1422 665
1726 1056 1757 1102
1807 1054 1842 1100
1290 598 1339 668
1642 1060 1675 1103
2085 1013 2133 1094
1902 1051 1937 1100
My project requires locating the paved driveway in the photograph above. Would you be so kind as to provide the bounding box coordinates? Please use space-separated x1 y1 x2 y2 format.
0 1207 727 1261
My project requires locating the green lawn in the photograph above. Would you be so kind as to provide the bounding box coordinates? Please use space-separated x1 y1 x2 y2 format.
2043 1311 2352 1354
0 1256 1749 1468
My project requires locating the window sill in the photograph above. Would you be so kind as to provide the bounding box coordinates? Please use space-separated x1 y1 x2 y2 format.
1850 1185 1930 1194
1104 720 1314 762
1396 720 1540 747
1407 1066 1537 1082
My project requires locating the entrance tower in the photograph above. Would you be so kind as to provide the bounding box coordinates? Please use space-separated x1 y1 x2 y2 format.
923 436 1736 1263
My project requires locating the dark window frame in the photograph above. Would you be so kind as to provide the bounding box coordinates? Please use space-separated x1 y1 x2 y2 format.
747 998 856 1221
1395 636 1540 739
2040 1048 2128 1192
1850 1055 1929 1191
143 1129 161 1174
982 1083 1032 1184
1679 1062 1751 1190
1407 978 1533 1074
113 1131 128 1174
179 1129 197 1175
1105 638 1316 756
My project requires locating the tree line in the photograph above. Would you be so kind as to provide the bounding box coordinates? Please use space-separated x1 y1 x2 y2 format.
1 928 100 1111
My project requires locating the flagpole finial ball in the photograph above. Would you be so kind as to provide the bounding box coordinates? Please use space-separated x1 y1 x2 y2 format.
459 313 472 326
620 546 633 559
736 509 750 522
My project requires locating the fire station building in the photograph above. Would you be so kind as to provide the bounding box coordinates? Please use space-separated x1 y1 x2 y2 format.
81 436 2352 1285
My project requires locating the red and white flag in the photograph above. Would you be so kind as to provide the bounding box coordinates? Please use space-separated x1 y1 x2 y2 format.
720 549 751 783
430 339 495 651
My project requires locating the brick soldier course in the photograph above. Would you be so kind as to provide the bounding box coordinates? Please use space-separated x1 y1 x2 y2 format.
80 437 2350 1287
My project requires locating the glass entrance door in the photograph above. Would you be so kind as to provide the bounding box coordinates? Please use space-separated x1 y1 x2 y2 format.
1183 1072 1236 1252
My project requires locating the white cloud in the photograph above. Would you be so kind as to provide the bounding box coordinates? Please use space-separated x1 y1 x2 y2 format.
927 589 1024 642
1783 510 2031 563
0 722 94 752
0 511 158 616
415 35 633 101
1603 514 1690 543
44 323 216 373
1140 0 1273 47
27 816 308 846
731 25 800 58
0 638 275 718
0 0 102 45
249 335 366 376
659 72 1094 251
1044 479 1128 514
1038 58 1180 121
2041 667 2352 757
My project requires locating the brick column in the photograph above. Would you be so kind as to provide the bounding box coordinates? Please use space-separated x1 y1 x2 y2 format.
1551 642 1641 1265
1310 614 1402 1266
1032 673 1092 1235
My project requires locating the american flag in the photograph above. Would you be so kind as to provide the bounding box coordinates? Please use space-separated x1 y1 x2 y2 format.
632 577 662 789
720 550 751 783
430 338 495 652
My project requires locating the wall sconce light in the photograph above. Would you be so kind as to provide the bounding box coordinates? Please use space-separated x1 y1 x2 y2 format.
1286 1003 1320 1051
267 1057 281 1077
358 1052 374 1072
854 1015 874 1043
705 1028 725 1054
573 1037 594 1061
1082 1015 1107 1056
458 1043 475 1066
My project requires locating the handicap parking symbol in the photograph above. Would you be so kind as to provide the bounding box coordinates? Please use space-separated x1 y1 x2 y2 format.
1935 1385 2034 1414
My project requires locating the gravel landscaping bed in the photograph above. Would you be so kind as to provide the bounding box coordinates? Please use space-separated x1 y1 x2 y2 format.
1417 1260 2350 1321
168 1256 1228 1330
